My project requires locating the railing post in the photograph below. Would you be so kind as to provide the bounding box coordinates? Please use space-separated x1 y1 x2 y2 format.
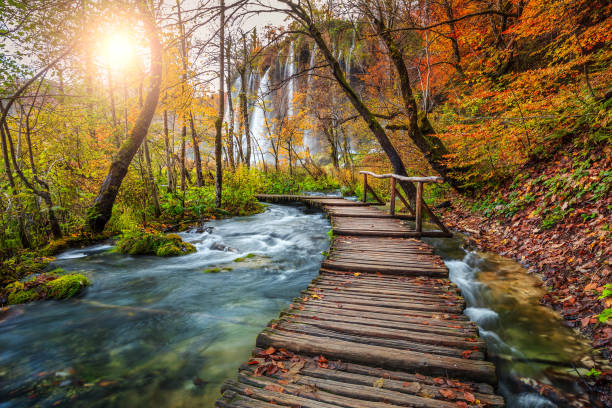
389 177 396 216
362 173 367 203
415 181 423 233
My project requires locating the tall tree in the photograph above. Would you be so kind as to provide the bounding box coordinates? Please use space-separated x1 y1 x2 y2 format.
87 3 163 233
214 0 225 208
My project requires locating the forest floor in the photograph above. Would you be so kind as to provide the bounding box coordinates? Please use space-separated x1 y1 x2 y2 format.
440 141 612 403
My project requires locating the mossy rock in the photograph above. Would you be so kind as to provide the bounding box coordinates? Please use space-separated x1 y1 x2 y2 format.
5 271 90 305
116 231 196 257
45 274 90 299
233 253 257 262
203 267 222 274
8 288 38 304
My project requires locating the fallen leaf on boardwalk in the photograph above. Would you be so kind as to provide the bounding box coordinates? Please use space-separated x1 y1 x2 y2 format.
461 350 473 359
244 388 254 396
373 378 384 388
402 382 422 393
311 294 321 299
317 355 328 368
353 272 361 277
456 402 468 408
433 377 445 385
376 272 383 277
264 384 284 393
259 347 276 356
439 389 457 399
247 360 260 365
464 392 476 403
283 360 305 378
415 373 427 381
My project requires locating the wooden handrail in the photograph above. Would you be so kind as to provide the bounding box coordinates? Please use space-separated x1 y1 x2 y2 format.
359 170 451 237
359 171 443 184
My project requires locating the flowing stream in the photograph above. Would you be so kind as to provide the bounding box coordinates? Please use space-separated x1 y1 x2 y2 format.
0 202 592 407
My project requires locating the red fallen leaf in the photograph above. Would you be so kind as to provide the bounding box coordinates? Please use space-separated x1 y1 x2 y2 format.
260 347 276 356
461 350 473 359
464 392 476 403
376 272 383 277
439 388 457 399
415 373 427 380
266 364 279 375
465 338 477 342
247 360 260 365
264 384 284 393
254 365 267 376
317 355 329 368
277 379 289 385
433 377 445 385
456 402 468 408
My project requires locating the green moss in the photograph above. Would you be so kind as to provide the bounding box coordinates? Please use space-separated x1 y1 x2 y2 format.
45 274 90 299
8 288 38 304
156 244 182 257
116 231 196 257
203 267 221 273
233 253 256 263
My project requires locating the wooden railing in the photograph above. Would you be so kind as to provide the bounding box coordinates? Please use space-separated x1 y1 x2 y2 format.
360 171 452 237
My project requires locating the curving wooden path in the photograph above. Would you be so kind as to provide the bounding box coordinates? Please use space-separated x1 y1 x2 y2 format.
216 195 504 408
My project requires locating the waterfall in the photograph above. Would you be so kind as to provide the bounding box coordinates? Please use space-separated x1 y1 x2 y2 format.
303 43 318 154
347 30 356 79
285 42 295 117
249 68 271 158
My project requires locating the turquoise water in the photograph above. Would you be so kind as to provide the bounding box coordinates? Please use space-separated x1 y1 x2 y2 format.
0 204 330 407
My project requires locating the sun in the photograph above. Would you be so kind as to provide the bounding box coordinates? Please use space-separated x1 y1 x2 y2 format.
103 32 135 69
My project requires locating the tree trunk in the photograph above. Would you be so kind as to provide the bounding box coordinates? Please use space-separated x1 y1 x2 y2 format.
163 108 176 192
215 0 225 208
189 112 204 186
87 5 162 233
180 123 186 191
226 36 236 169
140 82 161 217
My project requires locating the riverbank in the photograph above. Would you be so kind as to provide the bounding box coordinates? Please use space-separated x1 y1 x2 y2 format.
439 144 611 404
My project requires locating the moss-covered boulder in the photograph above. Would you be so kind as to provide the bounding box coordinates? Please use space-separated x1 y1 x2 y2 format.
45 274 91 299
4 269 90 305
115 231 196 257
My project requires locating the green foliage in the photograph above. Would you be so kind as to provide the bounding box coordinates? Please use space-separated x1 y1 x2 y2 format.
586 368 602 378
597 284 612 300
233 253 256 262
115 231 196 257
597 308 612 323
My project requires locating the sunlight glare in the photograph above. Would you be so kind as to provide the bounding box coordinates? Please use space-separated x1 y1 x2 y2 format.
103 32 134 69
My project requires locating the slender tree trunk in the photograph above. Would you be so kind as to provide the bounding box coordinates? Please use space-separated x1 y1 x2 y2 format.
188 112 204 187
226 36 236 169
139 82 161 217
214 0 225 208
180 123 187 191
87 5 162 233
163 108 175 192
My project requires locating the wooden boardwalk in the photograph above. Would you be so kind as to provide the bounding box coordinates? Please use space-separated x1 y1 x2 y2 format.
216 195 503 408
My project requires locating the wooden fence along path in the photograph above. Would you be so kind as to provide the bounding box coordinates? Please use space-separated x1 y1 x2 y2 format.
216 175 504 408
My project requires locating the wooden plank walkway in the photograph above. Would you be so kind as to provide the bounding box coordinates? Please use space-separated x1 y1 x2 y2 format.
216 195 504 408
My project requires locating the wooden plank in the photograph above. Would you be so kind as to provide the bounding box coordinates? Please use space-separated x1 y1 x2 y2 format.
256 330 497 384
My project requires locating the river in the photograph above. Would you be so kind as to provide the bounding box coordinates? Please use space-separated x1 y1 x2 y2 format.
0 202 591 407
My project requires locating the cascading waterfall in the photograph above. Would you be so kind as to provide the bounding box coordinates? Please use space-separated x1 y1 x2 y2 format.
303 43 318 153
285 42 295 118
249 68 271 160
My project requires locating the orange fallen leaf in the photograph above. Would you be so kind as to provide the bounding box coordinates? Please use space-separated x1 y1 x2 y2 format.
439 389 457 399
